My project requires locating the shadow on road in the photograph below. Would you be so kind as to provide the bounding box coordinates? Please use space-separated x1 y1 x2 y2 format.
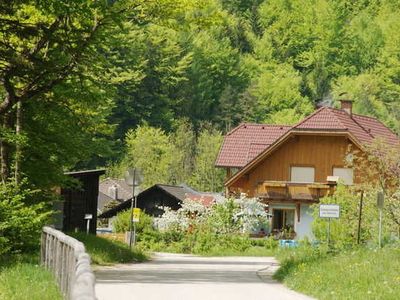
96 268 282 285
95 256 280 285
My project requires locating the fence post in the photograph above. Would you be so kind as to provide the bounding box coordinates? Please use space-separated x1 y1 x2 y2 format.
41 226 97 300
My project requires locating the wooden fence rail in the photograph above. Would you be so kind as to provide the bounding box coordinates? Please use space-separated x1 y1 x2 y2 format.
41 226 96 299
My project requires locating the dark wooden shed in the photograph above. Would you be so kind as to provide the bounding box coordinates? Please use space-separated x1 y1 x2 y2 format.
61 169 105 234
98 183 218 220
99 184 195 218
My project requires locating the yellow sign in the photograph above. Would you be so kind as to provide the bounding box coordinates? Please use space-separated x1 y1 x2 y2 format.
132 208 141 222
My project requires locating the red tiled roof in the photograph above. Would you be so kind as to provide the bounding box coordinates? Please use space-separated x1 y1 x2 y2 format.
352 114 400 146
185 194 216 207
216 107 400 168
215 124 291 167
294 107 374 144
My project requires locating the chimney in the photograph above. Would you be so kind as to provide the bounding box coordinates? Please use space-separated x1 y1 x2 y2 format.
108 184 119 200
339 93 353 115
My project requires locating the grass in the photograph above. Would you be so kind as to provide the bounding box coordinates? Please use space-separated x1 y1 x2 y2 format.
275 245 400 300
0 253 62 300
69 232 148 265
201 246 276 257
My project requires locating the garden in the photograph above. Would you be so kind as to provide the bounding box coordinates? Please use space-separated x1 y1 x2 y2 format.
107 197 278 257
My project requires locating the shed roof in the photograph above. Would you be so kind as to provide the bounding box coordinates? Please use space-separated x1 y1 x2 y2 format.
65 169 105 177
99 178 133 201
98 184 207 218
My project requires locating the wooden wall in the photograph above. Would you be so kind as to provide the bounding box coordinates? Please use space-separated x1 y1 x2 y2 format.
137 187 182 217
61 171 104 234
229 134 358 196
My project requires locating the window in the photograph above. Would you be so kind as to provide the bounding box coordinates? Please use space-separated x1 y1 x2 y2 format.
333 168 354 185
290 166 315 183
272 209 295 231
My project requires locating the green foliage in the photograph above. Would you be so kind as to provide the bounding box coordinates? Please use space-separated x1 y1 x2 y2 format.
169 119 196 184
125 126 175 188
189 126 225 192
114 123 224 192
138 198 274 255
206 198 241 234
113 210 154 234
3 0 400 191
0 254 62 300
69 232 147 265
311 185 379 248
275 246 400 300
351 140 400 234
246 62 314 124
274 243 329 282
0 182 52 255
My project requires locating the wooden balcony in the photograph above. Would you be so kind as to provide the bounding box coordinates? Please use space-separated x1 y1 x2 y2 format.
256 181 335 202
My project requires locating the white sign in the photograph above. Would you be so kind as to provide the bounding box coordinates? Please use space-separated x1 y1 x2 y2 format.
84 214 93 220
319 204 340 218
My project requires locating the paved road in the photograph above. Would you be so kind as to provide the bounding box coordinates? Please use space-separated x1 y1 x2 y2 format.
94 253 313 300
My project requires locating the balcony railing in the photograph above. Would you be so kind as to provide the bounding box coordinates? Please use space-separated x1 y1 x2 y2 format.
256 181 334 202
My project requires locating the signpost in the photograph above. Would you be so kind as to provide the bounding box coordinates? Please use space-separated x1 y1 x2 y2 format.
377 191 384 248
84 214 93 234
131 207 141 244
357 191 364 244
319 204 340 246
124 168 143 249
132 208 141 223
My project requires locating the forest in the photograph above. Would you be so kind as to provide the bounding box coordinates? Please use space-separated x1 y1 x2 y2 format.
1 0 400 192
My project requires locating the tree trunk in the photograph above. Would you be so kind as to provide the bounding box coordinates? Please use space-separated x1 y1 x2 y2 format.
15 101 22 184
1 112 12 183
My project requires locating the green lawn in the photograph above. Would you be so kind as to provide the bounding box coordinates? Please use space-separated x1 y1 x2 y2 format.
70 232 148 265
275 246 400 300
201 246 276 257
0 254 62 300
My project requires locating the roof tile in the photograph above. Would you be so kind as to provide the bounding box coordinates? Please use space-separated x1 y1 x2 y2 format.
215 124 290 167
217 108 400 168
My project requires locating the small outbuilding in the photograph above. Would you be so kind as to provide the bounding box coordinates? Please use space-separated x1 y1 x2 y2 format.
60 169 105 234
99 184 218 219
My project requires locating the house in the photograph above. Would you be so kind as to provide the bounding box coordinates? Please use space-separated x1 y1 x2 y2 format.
98 178 133 213
59 169 105 234
216 100 400 239
98 184 218 220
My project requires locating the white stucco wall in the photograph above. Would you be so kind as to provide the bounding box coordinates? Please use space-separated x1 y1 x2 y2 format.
269 203 315 240
296 204 314 240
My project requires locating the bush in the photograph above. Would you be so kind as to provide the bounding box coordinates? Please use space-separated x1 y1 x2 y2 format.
113 210 154 234
0 182 52 255
136 198 275 255
311 184 383 249
250 236 278 249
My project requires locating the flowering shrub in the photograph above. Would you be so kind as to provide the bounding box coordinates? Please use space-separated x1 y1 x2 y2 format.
236 197 270 233
153 199 209 232
153 197 269 235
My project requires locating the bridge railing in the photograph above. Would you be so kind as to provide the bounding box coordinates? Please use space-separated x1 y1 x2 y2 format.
41 226 96 299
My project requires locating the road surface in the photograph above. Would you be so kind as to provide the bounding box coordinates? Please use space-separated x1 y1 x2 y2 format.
94 252 313 300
